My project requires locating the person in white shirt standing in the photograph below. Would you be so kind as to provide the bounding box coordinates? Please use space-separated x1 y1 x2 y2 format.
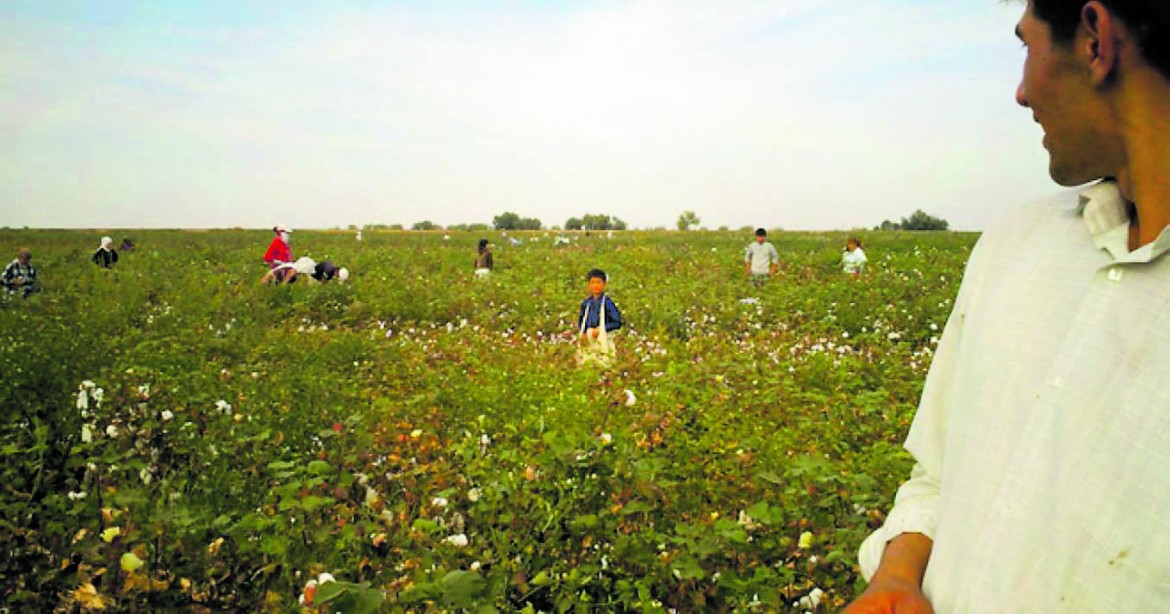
846 1 1170 612
743 228 779 287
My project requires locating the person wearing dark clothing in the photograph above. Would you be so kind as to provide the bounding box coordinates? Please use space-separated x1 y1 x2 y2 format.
576 268 622 366
92 236 118 268
474 239 494 279
119 238 135 252
312 260 348 282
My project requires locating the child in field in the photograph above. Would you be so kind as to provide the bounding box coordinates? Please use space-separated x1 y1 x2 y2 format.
744 228 779 287
576 268 622 366
842 237 867 277
473 238 493 279
263 225 293 281
3 248 41 298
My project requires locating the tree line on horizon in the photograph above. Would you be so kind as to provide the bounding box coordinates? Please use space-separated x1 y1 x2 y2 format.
352 209 950 232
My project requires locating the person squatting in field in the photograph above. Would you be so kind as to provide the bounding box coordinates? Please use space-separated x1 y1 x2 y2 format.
842 237 868 277
262 225 293 282
576 268 622 366
2 248 41 298
846 1 1170 612
91 236 118 268
743 228 779 287
260 256 349 285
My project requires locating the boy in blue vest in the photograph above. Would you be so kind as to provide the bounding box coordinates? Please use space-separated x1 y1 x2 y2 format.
577 268 622 365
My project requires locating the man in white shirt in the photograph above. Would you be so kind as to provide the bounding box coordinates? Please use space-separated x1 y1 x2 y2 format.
847 1 1170 611
743 228 780 287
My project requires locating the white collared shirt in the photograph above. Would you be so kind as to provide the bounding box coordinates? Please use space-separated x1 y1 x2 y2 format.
859 181 1170 612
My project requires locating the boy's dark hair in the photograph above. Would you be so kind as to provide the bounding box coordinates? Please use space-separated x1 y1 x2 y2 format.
478 238 489 252
755 228 767 237
1030 0 1170 78
586 268 607 282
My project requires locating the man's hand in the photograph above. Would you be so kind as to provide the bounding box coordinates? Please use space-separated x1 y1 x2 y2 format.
843 576 932 614
590 328 600 339
844 533 933 614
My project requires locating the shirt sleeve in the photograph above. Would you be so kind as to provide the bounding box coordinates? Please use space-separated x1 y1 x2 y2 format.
604 297 622 332
857 239 984 581
744 246 752 263
2 262 14 283
769 244 779 263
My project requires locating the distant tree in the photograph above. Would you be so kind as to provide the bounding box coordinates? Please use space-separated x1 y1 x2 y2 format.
412 220 440 231
566 214 623 231
448 222 491 231
900 210 949 231
493 212 521 230
390 224 404 231
677 210 700 231
494 211 541 230
717 225 729 232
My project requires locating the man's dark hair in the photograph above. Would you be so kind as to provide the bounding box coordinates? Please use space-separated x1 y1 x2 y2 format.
1031 0 1170 77
478 238 489 252
755 228 767 237
586 268 607 282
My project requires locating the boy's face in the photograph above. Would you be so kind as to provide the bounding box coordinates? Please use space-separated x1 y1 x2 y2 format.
588 277 606 297
756 235 765 244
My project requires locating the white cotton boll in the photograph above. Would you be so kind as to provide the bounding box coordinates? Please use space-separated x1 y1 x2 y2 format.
432 496 448 508
76 389 88 411
317 572 336 584
215 400 233 415
600 432 613 445
624 390 636 407
140 468 152 485
161 410 174 421
798 588 824 610
467 488 480 502
92 388 104 404
105 424 118 438
81 424 93 443
444 533 469 547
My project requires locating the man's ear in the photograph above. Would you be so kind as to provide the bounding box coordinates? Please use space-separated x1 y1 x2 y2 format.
1080 1 1121 85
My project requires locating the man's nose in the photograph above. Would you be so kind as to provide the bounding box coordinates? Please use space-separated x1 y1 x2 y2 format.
1016 79 1029 108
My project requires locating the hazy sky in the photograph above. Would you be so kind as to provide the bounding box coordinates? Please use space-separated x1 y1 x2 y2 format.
1 0 1059 231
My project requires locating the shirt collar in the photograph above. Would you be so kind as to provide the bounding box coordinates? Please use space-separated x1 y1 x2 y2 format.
1079 180 1170 264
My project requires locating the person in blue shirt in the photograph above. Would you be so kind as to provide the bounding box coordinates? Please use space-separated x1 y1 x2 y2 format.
576 268 622 365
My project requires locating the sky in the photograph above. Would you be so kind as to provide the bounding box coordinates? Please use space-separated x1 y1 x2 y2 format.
1 0 1059 231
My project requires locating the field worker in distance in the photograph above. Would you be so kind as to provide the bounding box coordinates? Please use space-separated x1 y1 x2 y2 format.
473 238 493 279
2 248 41 298
846 1 1170 612
576 268 622 366
842 237 867 277
91 236 118 268
119 237 135 252
744 228 779 287
262 225 293 282
260 256 348 285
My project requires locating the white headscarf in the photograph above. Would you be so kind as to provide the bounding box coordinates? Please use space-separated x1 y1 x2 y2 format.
100 236 113 249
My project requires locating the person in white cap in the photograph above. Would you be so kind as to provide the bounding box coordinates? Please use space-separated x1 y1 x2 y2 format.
262 225 293 281
91 236 118 268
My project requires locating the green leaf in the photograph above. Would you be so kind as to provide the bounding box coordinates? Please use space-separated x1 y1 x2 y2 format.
306 460 332 476
440 570 485 608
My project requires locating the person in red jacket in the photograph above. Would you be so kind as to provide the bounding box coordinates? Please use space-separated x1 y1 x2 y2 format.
263 225 292 281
